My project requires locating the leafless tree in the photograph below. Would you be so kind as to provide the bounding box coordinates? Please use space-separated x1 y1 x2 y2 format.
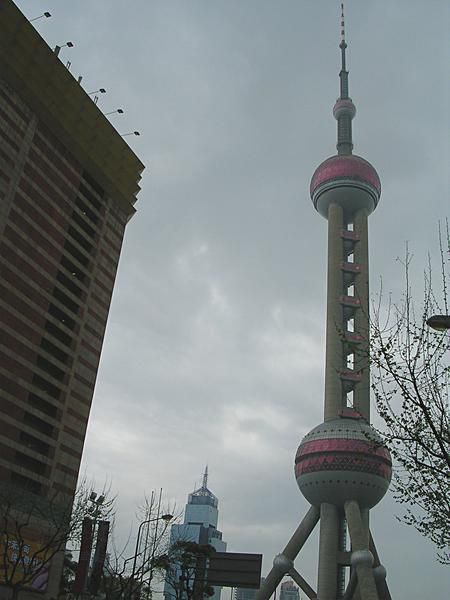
370 222 450 563
94 491 176 600
0 477 104 600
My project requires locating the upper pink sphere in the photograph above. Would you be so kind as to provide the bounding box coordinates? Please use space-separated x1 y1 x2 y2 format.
310 155 381 218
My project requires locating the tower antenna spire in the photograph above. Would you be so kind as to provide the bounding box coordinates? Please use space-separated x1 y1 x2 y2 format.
202 465 208 489
339 2 348 100
340 2 346 46
333 1 355 154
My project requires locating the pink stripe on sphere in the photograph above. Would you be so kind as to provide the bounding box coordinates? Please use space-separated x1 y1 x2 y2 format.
310 155 381 197
297 438 391 460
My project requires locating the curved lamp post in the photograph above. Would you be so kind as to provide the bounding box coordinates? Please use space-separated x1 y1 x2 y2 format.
131 513 173 582
54 41 74 57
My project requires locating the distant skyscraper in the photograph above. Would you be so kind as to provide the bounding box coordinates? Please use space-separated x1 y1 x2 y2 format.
164 468 227 600
234 578 265 600
279 580 299 600
257 5 392 600
0 1 143 595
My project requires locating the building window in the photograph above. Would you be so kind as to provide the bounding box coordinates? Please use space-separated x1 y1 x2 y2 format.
82 171 104 198
67 226 93 254
64 240 90 268
40 337 70 364
19 431 51 456
10 472 42 494
52 288 80 315
23 411 54 437
44 320 73 347
75 197 99 225
32 374 61 401
36 356 66 382
14 451 47 476
72 212 96 239
60 255 88 284
56 271 83 298
48 303 76 330
28 392 58 418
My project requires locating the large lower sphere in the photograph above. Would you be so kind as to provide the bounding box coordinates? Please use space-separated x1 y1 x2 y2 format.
295 416 391 508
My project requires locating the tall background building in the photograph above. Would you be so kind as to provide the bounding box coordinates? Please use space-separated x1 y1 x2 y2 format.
234 578 265 600
279 580 299 600
0 0 143 596
164 468 227 600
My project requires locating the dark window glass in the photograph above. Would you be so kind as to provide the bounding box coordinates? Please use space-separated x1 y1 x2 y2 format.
60 256 87 284
67 226 92 254
19 431 51 456
72 212 96 239
81 172 104 198
79 183 102 210
52 288 79 315
36 356 65 381
15 451 47 475
10 472 42 494
64 240 90 267
32 374 61 400
56 271 83 298
40 337 69 364
44 320 73 347
48 303 75 330
28 392 58 417
75 197 99 225
23 411 54 437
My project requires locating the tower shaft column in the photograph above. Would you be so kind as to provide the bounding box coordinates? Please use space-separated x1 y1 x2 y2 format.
353 208 370 419
317 503 339 599
324 203 345 421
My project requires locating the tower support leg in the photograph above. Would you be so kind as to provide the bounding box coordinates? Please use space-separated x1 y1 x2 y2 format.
344 501 379 600
316 503 339 600
255 506 319 600
369 532 391 600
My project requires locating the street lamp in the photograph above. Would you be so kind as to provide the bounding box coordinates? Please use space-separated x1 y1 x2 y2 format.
30 12 51 22
54 41 74 57
105 108 124 116
426 315 450 332
121 131 140 137
88 88 106 96
131 513 173 582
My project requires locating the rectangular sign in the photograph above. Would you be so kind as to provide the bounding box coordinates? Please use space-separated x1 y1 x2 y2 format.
207 552 262 588
0 535 49 591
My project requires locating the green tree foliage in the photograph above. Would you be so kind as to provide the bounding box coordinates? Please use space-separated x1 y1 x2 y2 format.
164 541 215 600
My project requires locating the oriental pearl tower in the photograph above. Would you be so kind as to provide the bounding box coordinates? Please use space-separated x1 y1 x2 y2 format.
256 6 392 600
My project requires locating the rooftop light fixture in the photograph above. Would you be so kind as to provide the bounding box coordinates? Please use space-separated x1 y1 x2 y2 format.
104 108 124 116
54 41 74 57
30 12 51 22
121 131 140 137
88 88 106 96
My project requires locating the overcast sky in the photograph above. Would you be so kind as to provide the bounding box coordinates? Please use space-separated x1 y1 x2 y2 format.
16 1 450 598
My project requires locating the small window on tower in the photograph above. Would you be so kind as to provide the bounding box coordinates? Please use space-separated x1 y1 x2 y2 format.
346 390 354 408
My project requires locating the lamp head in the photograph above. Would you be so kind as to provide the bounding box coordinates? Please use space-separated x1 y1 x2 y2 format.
161 513 173 522
426 315 450 331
